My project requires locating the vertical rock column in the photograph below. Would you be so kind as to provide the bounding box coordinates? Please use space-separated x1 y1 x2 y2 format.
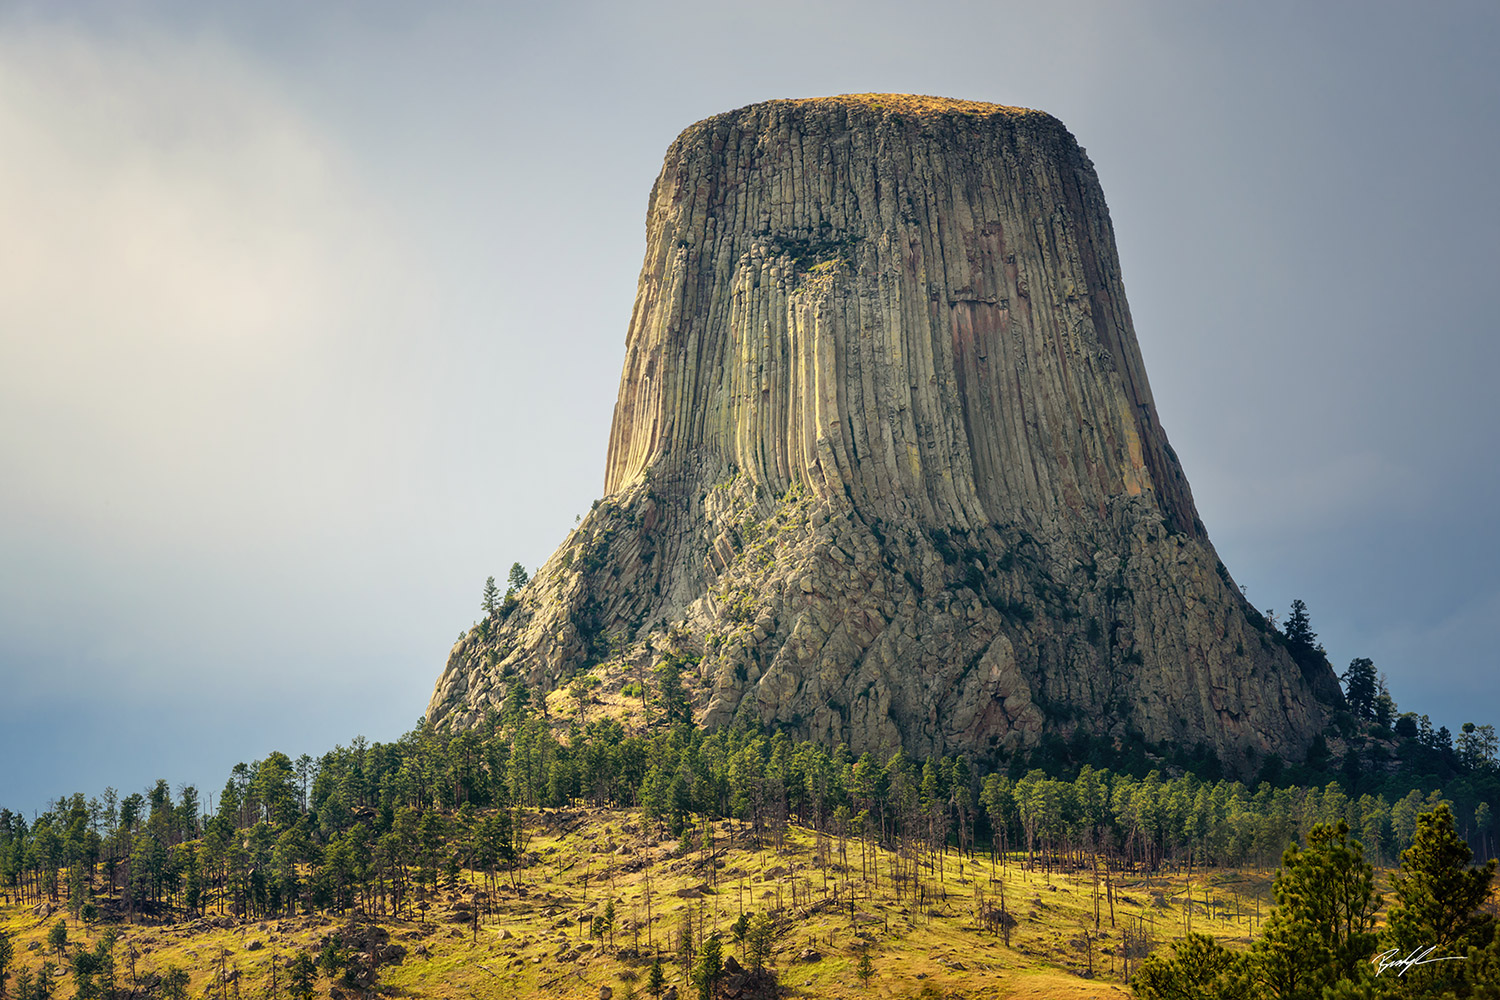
429 95 1340 769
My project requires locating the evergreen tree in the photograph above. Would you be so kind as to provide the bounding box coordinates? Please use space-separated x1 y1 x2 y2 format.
159 967 189 1000
1283 598 1318 652
317 938 345 979
34 963 55 1000
979 772 1014 860
646 957 666 998
729 912 750 949
481 577 500 617
1132 933 1244 1000
1283 599 1330 684
502 681 531 728
254 752 298 826
693 933 722 1000
0 927 12 1000
656 661 691 727
1251 820 1380 1000
1372 676 1396 731
69 931 116 1000
1378 805 1497 997
506 562 530 594
1456 723 1499 772
745 913 777 972
1342 658 1378 721
856 948 875 990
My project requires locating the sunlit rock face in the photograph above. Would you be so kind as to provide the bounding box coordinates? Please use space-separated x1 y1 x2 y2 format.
429 95 1341 768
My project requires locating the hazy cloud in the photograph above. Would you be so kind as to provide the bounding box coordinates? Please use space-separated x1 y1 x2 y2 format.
0 23 435 708
1 2 1495 811
0 23 424 549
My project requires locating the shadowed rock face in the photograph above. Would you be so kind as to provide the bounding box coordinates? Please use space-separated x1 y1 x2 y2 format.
429 95 1342 767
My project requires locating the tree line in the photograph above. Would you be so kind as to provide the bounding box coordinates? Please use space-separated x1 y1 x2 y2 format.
0 646 1497 1000
3 676 1495 929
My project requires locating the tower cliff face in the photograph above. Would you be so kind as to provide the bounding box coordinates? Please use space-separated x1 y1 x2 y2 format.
429 95 1341 765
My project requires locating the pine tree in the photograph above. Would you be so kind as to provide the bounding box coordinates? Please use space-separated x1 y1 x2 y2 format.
1341 658 1378 721
506 562 529 594
646 958 666 998
289 953 319 1000
1372 676 1396 731
481 577 500 616
1131 932 1244 999
1394 713 1420 740
729 912 750 949
1283 599 1330 683
1283 598 1317 649
34 962 55 1000
502 681 531 727
745 913 777 972
693 934 722 1000
317 938 344 979
1456 723 1499 772
656 661 690 727
160 967 189 1000
1378 804 1497 997
856 948 875 990
0 927 12 1000
1250 820 1380 1000
69 931 116 1000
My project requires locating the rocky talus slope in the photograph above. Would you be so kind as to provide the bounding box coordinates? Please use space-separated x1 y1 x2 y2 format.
429 94 1342 766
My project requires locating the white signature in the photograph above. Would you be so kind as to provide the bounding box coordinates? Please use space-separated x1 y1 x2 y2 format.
1372 946 1467 976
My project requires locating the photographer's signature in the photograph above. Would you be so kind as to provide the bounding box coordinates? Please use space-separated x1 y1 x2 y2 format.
1373 946 1467 976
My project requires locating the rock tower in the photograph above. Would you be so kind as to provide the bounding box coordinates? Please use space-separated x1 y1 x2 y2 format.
429 95 1342 767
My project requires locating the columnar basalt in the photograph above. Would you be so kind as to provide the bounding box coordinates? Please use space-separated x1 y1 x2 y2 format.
428 94 1342 767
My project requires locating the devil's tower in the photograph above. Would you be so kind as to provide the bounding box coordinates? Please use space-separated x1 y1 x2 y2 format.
429 95 1342 766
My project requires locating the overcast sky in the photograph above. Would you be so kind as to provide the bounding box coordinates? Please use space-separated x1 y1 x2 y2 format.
2 1 1496 814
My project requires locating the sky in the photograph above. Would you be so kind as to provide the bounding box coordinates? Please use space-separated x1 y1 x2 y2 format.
2 1 1497 815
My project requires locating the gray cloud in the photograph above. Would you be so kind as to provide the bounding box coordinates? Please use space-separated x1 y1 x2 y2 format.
1 2 1496 811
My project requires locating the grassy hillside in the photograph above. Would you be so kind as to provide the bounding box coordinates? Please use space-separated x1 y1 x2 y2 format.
5 650 1492 1000
2 805 1283 1000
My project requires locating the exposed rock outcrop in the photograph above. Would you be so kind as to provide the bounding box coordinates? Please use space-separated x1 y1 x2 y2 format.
428 94 1341 767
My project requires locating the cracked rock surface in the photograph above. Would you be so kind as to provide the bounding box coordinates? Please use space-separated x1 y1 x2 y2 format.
428 95 1340 767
